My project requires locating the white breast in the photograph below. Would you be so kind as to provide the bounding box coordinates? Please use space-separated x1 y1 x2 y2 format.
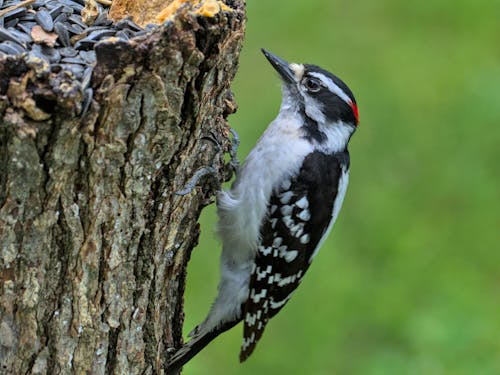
217 110 314 264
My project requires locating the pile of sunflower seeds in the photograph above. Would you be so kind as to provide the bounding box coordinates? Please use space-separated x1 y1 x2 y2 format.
0 0 153 115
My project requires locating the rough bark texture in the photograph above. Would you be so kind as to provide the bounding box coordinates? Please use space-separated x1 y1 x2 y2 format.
0 1 245 374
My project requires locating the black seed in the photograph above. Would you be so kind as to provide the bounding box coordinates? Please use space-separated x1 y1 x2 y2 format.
53 12 68 24
81 87 93 116
40 45 61 63
94 10 112 27
54 22 70 47
115 18 142 32
64 23 84 35
30 44 49 61
0 28 20 44
74 39 96 50
60 62 84 77
58 0 83 13
79 50 96 64
7 27 31 45
19 13 36 22
85 25 110 33
86 29 116 41
5 18 19 28
59 46 78 57
49 5 65 19
81 66 93 89
115 30 129 40
0 41 25 55
61 6 75 15
16 21 37 35
61 56 84 64
4 7 27 21
68 15 86 28
35 9 54 32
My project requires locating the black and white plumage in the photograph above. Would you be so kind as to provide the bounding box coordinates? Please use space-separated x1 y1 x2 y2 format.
166 49 359 373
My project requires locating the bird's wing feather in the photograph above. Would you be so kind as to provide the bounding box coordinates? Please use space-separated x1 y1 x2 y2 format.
240 151 349 361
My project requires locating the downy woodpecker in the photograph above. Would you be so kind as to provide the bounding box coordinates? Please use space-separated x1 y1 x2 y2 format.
167 49 359 373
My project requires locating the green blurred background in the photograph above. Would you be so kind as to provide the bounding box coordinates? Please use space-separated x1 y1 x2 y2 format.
182 1 500 374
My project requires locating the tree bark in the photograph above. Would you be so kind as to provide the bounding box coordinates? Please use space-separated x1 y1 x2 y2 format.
0 1 245 373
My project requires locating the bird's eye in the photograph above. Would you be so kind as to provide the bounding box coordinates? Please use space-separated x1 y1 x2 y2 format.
303 77 321 92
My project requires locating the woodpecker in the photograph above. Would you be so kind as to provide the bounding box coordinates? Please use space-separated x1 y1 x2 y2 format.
166 49 359 373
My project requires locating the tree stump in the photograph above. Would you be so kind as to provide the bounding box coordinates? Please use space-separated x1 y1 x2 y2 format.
0 0 245 373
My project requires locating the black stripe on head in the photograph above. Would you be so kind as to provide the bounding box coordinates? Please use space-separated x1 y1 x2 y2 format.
298 101 327 143
304 64 357 104
303 64 358 125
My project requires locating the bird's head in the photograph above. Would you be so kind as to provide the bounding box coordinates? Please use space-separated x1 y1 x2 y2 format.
262 49 359 145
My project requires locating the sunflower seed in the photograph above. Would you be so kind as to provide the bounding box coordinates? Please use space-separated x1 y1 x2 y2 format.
9 27 31 42
115 30 130 40
53 12 67 24
68 14 86 28
81 65 92 89
81 87 93 116
61 56 83 64
5 17 18 27
59 46 78 57
0 27 20 44
0 40 25 54
115 18 142 32
58 0 83 13
54 22 70 47
65 22 84 35
59 62 84 77
49 4 64 19
39 45 61 63
35 9 54 32
86 29 116 41
16 21 36 34
3 7 26 21
79 50 95 64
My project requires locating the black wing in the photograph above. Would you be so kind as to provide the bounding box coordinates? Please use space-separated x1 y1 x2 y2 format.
239 151 349 361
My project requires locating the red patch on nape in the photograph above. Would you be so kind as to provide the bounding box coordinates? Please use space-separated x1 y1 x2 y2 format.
350 102 360 125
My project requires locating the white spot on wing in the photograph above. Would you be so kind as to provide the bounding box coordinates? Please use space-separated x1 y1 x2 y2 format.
282 215 295 228
279 191 294 204
297 209 311 221
295 196 309 209
280 205 293 216
290 223 305 237
260 246 272 255
300 234 310 244
270 296 291 309
251 288 267 303
271 218 278 229
272 237 283 247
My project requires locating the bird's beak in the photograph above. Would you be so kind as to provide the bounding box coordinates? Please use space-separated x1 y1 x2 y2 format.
261 49 296 84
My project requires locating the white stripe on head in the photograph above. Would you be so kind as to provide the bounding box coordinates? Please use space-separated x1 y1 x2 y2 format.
309 72 352 106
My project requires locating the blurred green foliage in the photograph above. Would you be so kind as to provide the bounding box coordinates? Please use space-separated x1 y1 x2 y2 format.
182 0 500 373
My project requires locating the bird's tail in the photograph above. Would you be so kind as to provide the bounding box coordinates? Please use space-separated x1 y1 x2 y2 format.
165 319 239 375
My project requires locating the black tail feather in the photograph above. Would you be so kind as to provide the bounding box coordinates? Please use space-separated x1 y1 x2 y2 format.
165 320 240 374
